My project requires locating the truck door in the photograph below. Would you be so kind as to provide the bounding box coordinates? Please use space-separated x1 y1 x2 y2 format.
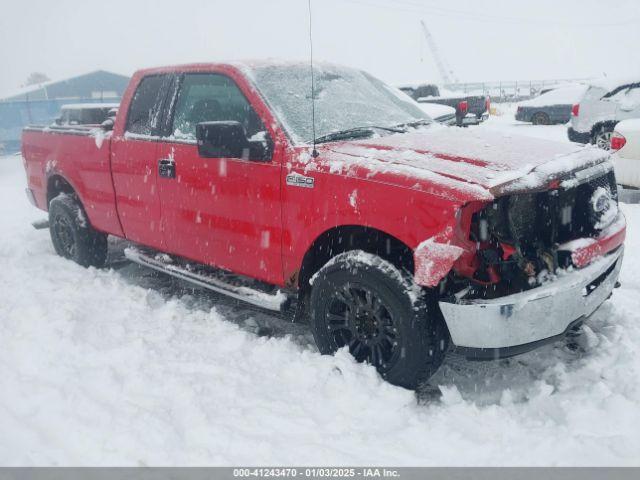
156 72 283 285
111 74 174 249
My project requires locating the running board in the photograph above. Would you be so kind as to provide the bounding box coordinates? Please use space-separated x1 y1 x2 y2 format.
31 219 49 230
124 247 290 312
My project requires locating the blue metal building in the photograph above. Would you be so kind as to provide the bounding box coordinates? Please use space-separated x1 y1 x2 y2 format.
0 70 129 154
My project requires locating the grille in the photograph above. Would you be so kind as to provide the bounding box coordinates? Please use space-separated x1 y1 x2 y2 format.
482 169 618 249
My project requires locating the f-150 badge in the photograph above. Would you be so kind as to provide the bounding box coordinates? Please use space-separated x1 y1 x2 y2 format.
286 173 315 188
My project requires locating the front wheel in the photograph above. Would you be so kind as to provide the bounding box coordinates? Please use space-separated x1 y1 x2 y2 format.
49 194 108 268
309 251 448 389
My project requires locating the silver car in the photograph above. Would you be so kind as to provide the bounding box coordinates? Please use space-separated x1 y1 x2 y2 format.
568 77 640 149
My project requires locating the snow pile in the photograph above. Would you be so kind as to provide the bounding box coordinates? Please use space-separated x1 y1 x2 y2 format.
1 153 640 465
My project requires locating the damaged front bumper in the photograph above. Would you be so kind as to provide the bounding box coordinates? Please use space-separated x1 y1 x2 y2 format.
439 243 624 359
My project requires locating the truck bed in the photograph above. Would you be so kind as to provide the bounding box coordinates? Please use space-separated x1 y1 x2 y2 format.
22 125 123 236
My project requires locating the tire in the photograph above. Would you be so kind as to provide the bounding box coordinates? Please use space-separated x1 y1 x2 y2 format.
592 125 614 150
309 251 448 389
49 194 108 268
531 112 550 125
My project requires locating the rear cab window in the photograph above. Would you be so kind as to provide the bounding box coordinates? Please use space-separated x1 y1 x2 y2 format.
125 74 174 137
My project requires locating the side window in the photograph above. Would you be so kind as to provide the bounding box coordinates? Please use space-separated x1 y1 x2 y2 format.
170 73 265 141
125 74 172 135
615 86 640 111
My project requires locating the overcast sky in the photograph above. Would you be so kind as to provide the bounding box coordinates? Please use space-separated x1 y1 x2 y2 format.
1 0 639 97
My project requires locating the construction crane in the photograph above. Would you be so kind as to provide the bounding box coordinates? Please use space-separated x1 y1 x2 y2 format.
420 20 458 85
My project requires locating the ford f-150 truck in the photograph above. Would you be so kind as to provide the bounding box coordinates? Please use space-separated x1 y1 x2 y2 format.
22 62 626 389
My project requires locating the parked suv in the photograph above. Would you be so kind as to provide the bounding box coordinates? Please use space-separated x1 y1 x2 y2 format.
568 78 640 149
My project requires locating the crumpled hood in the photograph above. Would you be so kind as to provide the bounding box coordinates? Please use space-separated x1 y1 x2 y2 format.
326 126 610 197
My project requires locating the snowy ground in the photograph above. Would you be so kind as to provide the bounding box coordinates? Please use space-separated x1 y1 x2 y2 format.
1 112 640 465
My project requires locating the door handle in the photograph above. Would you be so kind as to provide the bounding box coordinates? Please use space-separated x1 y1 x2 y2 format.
158 158 176 179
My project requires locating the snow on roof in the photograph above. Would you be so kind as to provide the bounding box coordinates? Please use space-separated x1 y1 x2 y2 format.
0 70 126 101
588 75 640 93
517 84 588 107
0 77 61 101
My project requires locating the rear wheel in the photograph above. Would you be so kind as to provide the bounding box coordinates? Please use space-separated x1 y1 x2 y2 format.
309 251 448 389
593 126 614 150
531 112 550 125
49 194 108 267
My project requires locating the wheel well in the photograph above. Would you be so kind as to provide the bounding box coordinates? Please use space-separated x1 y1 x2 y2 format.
297 226 414 292
46 175 75 207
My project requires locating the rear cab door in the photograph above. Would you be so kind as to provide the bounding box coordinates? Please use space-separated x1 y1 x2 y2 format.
111 72 175 249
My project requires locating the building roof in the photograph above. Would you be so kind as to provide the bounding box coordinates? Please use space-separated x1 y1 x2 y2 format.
0 70 130 102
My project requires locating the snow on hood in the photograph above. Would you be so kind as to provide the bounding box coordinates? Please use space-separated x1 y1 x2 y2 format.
417 102 456 119
517 85 587 108
323 126 610 199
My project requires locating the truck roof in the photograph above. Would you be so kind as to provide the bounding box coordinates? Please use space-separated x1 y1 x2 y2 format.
132 60 353 78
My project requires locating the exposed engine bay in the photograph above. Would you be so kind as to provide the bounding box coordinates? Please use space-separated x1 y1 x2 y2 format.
460 169 619 299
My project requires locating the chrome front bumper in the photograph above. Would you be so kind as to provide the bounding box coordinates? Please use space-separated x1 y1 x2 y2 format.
439 247 623 350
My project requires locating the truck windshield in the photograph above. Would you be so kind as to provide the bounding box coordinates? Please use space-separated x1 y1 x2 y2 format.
249 64 431 144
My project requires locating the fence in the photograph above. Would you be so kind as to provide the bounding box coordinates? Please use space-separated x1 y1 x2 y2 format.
443 78 593 102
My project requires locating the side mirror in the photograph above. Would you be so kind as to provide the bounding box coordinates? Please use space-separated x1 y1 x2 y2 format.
54 117 62 125
196 121 271 161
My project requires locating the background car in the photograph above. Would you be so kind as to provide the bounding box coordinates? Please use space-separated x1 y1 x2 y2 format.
515 84 587 125
611 118 640 189
568 77 640 149
416 102 457 125
399 84 489 126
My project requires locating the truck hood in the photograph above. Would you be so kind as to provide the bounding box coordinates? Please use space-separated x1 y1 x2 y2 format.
324 126 610 199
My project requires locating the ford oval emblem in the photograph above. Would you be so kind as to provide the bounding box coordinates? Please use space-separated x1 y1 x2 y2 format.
593 190 611 213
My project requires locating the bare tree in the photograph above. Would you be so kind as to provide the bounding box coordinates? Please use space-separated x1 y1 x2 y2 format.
25 72 50 86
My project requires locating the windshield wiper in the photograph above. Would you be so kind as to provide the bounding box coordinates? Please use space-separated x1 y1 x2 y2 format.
391 119 433 130
314 125 405 144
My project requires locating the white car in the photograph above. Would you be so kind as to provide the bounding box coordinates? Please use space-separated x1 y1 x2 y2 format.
417 102 457 125
611 119 640 188
568 77 640 149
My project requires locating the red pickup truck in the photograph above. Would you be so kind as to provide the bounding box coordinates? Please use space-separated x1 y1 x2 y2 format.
22 62 626 389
